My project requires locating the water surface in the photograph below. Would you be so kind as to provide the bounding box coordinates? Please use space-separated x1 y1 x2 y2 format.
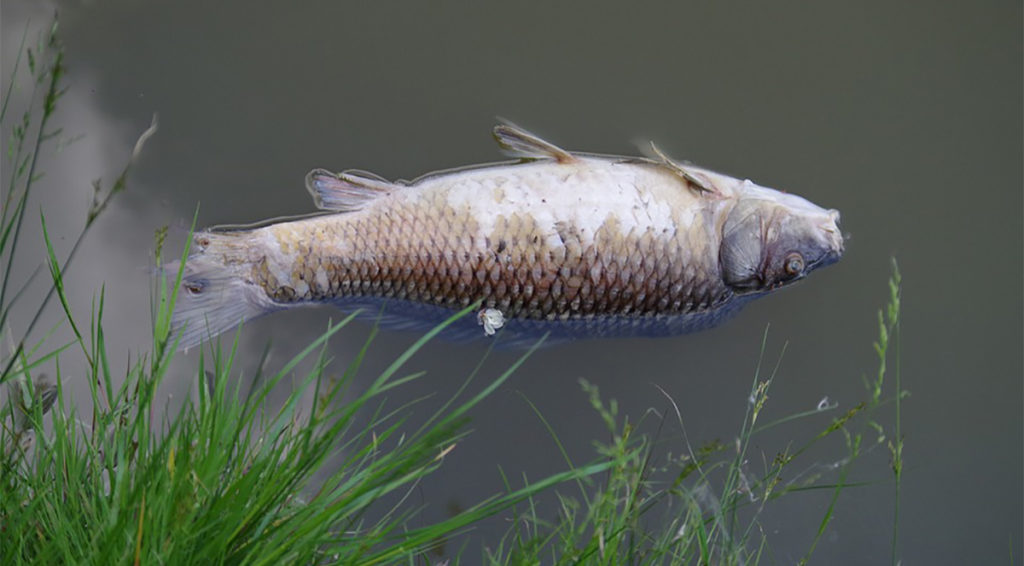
3 1 1021 563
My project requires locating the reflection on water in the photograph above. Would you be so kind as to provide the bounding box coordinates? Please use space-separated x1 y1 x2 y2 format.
3 0 1021 563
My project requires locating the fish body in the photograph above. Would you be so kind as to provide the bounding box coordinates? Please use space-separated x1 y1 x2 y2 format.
173 124 843 349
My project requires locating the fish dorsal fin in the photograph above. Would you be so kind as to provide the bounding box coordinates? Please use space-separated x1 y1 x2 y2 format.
646 142 719 196
305 168 395 212
493 122 577 164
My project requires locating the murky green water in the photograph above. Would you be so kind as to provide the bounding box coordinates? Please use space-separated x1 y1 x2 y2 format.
3 1 1021 562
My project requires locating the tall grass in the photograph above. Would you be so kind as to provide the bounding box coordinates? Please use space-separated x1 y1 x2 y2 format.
1 16 905 565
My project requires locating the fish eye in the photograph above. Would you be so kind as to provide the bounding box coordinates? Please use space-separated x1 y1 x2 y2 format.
784 252 805 276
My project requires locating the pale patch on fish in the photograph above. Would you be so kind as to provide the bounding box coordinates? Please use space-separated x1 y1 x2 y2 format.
437 160 689 249
315 267 328 291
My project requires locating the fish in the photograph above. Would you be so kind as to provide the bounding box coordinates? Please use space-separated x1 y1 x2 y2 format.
171 123 843 350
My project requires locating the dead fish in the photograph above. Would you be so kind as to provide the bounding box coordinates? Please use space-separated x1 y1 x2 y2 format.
171 123 843 349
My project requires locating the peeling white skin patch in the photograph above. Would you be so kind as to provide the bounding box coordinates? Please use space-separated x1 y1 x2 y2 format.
478 308 505 336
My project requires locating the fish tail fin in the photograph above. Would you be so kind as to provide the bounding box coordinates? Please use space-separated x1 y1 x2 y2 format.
170 230 277 351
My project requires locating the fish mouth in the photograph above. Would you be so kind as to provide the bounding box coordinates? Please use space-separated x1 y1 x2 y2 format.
809 240 844 276
809 248 842 272
819 209 846 261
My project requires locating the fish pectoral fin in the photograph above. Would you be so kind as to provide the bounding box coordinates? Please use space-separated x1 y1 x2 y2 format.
305 168 396 212
493 122 577 164
646 142 720 197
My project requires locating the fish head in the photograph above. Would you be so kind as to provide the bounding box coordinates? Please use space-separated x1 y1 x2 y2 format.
720 180 843 294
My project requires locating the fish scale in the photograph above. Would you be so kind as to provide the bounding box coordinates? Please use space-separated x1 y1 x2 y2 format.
171 124 843 349
255 192 727 323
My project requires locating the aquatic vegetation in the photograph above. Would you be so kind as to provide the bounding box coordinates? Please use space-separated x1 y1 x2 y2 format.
0 15 904 565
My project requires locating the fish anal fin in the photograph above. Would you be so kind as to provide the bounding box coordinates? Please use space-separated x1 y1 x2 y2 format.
493 122 576 164
305 168 396 212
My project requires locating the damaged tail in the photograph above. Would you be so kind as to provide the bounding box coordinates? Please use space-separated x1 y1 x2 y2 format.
170 229 277 351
